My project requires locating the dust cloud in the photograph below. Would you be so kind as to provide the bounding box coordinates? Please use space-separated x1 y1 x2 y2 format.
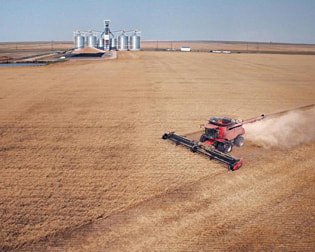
244 108 315 149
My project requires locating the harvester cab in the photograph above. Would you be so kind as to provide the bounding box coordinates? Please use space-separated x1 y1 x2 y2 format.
200 115 265 153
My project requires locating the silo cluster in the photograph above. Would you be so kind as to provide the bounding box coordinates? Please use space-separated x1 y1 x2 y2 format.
73 20 141 51
74 32 106 50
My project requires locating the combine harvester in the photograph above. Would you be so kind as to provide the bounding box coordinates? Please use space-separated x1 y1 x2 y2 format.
162 115 265 171
199 115 265 153
162 104 314 171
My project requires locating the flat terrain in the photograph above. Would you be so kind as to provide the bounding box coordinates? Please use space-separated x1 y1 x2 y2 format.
0 41 72 60
0 51 314 251
142 41 315 53
1 41 315 61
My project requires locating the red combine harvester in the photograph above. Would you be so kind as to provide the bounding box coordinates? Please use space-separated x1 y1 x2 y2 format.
162 114 265 171
200 115 265 153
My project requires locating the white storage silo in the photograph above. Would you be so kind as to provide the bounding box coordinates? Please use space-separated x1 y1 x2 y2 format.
117 34 128 51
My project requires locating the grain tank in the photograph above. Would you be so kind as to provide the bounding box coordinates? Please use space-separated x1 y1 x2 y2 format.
87 34 97 48
129 33 141 51
110 37 117 50
117 33 128 51
98 37 105 49
74 34 85 49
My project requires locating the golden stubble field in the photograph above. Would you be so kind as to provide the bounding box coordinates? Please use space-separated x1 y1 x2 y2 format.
0 51 314 251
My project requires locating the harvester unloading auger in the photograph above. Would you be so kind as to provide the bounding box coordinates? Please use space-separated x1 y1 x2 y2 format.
162 114 265 171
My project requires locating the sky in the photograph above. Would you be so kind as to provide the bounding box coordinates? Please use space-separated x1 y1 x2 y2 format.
1 0 315 43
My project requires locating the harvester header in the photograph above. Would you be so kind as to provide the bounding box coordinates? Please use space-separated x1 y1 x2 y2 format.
162 132 243 171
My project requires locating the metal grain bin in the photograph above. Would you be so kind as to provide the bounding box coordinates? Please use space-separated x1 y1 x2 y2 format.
87 35 97 48
98 38 104 49
110 38 117 50
117 34 128 51
129 34 140 51
75 35 85 49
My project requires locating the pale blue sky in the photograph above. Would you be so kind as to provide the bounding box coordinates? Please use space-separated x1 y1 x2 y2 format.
1 0 314 43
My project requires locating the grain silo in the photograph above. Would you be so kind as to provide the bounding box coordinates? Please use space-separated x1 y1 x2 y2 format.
87 34 97 48
129 33 141 51
98 38 105 49
74 34 85 49
110 38 117 50
117 33 128 51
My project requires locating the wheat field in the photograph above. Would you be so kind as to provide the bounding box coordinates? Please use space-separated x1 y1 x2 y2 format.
0 51 314 251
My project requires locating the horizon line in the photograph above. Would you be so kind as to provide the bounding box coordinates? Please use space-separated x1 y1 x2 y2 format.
0 40 315 46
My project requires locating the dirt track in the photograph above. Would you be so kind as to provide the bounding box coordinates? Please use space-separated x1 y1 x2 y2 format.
0 51 314 251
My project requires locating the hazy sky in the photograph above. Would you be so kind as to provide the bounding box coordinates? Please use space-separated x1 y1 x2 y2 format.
1 0 315 43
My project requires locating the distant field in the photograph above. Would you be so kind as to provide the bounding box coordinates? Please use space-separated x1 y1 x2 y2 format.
0 41 73 51
142 40 315 53
1 40 315 60
0 50 314 251
0 41 73 60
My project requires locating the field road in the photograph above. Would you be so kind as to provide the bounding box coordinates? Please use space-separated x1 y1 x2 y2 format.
20 52 58 62
0 51 314 251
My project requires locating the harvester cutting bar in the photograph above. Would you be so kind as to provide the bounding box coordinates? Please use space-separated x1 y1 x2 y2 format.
162 132 242 171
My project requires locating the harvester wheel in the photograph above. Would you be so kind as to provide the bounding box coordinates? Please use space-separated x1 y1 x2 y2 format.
162 134 168 140
234 135 244 147
217 143 224 152
217 142 233 153
225 142 233 153
190 145 198 153
200 135 207 143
